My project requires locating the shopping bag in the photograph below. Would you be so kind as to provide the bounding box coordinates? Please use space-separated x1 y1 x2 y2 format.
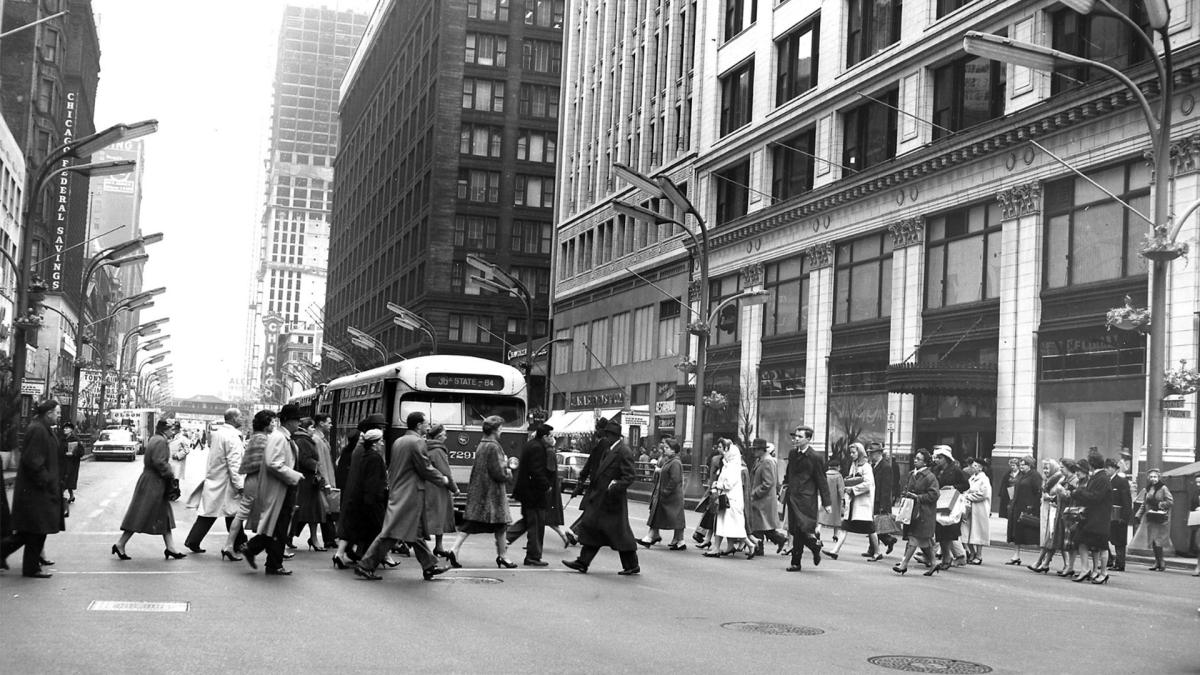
936 496 966 526
1188 510 1200 527
873 513 901 535
936 487 961 513
895 497 915 525
322 488 341 514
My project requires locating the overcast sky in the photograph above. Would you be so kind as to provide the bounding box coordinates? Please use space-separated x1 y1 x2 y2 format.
91 0 376 399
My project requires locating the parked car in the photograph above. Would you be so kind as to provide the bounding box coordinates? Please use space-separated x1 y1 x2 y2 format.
91 429 140 462
556 452 589 492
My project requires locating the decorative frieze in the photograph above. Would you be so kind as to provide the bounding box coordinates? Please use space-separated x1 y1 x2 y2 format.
740 262 765 287
1168 133 1200 177
804 242 834 270
888 217 924 249
995 182 1042 220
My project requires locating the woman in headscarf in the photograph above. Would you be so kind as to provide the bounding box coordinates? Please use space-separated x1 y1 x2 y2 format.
703 441 748 557
112 419 186 561
960 457 992 565
892 449 939 576
450 415 517 568
334 428 388 569
1133 467 1174 572
423 424 460 564
1071 451 1113 584
825 442 875 560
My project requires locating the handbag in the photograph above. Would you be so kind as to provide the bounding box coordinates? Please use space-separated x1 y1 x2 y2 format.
1018 510 1039 528
322 488 341 514
694 493 712 514
895 497 915 525
1145 510 1168 523
1061 505 1086 524
717 493 730 510
165 477 181 502
1187 510 1200 527
873 513 901 536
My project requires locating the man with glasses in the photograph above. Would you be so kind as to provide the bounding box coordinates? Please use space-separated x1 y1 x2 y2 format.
781 425 831 572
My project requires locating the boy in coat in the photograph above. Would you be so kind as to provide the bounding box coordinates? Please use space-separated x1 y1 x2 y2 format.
563 421 640 575
781 425 831 572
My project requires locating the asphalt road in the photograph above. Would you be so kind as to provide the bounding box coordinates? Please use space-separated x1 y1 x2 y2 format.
2 455 1198 674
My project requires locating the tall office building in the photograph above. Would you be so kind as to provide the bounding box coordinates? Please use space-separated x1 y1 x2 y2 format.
245 4 368 402
325 0 560 402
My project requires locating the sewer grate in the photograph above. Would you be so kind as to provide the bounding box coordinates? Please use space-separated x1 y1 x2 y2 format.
435 576 503 584
87 601 189 612
720 622 824 636
867 656 993 673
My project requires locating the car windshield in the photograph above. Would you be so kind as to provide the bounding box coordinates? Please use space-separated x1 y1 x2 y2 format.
99 430 134 443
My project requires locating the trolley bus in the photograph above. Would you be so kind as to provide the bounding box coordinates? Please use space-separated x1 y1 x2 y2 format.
309 355 529 511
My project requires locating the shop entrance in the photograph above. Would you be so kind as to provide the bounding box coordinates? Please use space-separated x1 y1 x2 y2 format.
913 393 997 463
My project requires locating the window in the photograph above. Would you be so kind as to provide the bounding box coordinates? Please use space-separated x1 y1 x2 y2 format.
524 0 564 28
521 39 562 73
457 170 501 203
1050 2 1149 95
709 275 743 345
36 78 54 113
511 220 552 253
776 18 819 106
40 27 59 62
631 383 651 406
846 0 902 67
714 159 750 226
657 300 681 358
632 305 655 361
453 215 498 249
515 175 555 208
465 33 507 67
932 55 1005 140
1043 159 1149 289
517 130 557 163
467 0 509 21
513 266 551 298
763 255 810 336
936 0 973 18
842 87 897 173
571 324 589 371
519 84 560 119
448 314 493 344
610 312 631 365
553 327 570 374
719 59 754 136
724 0 748 40
834 231 893 324
590 318 609 364
462 78 505 112
771 128 815 202
925 202 1003 308
460 123 502 157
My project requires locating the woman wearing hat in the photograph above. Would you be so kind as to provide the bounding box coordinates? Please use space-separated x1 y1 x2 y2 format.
1133 467 1174 572
112 419 187 561
1005 455 1042 566
451 415 517 568
825 442 875 561
640 438 686 549
1071 450 1113 584
424 424 460 562
335 427 389 569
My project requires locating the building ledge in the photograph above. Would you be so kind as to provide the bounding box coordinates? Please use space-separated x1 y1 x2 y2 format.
886 361 998 396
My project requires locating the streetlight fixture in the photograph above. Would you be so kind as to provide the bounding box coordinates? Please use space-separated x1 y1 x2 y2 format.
347 326 388 365
387 302 439 354
321 343 358 372
962 0 1173 473
464 255 535 377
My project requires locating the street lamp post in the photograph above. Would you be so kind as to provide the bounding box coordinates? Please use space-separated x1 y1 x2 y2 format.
347 326 388 366
964 0 1173 472
116 319 169 406
465 254 535 379
321 343 358 373
533 336 575 411
387 302 439 355
134 354 169 406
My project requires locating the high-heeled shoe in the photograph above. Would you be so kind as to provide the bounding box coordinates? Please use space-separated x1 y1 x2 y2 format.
1071 571 1094 583
1026 564 1049 574
1091 573 1110 585
221 549 242 562
696 541 711 550
381 558 401 568
867 553 884 562
1057 568 1075 577
163 549 187 560
496 557 517 569
444 551 462 569
332 555 349 570
924 562 947 576
111 544 131 561
892 563 908 575
1004 558 1022 565
306 539 327 552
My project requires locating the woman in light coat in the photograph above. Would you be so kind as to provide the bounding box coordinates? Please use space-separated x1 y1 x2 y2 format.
703 443 747 557
960 457 992 565
1027 458 1063 573
818 465 845 542
1133 468 1174 572
826 442 875 560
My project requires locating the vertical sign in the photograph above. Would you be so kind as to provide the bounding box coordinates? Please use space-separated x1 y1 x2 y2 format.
50 91 78 293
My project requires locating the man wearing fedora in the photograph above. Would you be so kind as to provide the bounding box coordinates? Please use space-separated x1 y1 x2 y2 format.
563 420 641 575
866 442 896 556
748 439 787 557
781 425 831 572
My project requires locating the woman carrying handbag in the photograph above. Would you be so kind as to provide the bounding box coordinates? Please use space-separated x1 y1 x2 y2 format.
1132 468 1173 572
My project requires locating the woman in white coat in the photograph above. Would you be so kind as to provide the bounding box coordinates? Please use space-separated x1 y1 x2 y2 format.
826 443 876 560
960 457 992 564
703 443 748 557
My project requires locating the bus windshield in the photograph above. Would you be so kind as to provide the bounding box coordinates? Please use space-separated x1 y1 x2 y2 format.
398 392 526 429
464 394 525 427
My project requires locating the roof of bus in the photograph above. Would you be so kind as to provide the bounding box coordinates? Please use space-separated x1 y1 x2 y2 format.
287 388 318 403
325 355 526 394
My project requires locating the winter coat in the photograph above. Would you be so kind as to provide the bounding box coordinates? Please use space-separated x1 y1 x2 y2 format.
1006 469 1043 545
10 418 63 534
901 467 940 540
119 433 175 534
512 437 553 509
712 455 747 539
575 437 638 551
747 455 780 532
933 461 968 541
960 471 992 546
338 441 386 544
782 446 831 537
870 457 893 515
60 430 82 491
377 430 447 541
843 460 875 524
647 454 685 530
291 428 327 525
819 469 845 527
247 427 302 535
312 429 336 489
1072 469 1112 540
462 437 511 525
423 439 458 535
196 423 244 519
1134 483 1173 548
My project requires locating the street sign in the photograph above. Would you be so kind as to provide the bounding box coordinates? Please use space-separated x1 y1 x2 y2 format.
624 413 650 427
20 379 44 395
1161 398 1186 408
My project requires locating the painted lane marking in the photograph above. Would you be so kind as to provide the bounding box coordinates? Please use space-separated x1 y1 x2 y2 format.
88 600 189 612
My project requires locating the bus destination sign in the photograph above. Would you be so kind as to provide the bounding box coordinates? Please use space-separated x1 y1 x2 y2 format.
426 373 505 391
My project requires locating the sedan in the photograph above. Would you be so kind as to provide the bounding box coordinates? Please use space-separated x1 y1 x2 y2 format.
556 452 589 492
91 429 140 462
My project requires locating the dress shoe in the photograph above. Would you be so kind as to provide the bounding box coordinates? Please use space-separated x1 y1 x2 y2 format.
332 555 349 570
667 543 687 551
282 552 295 560
821 550 838 561
244 552 258 570
423 565 449 580
184 544 205 554
354 565 382 581
811 544 822 566
562 559 588 573
496 557 518 569
111 545 131 561
523 559 549 567
444 551 462 569
265 567 293 576
785 564 803 572
221 549 243 562
23 571 52 579
163 549 187 560
39 557 55 566
617 566 640 576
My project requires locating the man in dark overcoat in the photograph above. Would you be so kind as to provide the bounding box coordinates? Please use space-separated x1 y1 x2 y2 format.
748 439 787 556
1 400 64 577
1106 457 1132 572
563 420 640 575
781 424 830 572
509 424 555 565
867 443 896 555
570 417 610 506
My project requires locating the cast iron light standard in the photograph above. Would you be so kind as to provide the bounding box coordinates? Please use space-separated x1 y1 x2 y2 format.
347 325 388 366
464 254 535 380
133 353 169 405
387 302 439 355
534 336 574 411
964 0 1173 472
116 318 169 406
11 120 158 386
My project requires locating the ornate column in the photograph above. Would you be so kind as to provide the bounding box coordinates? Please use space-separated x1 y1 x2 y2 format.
887 217 925 466
739 262 765 443
803 242 834 454
1163 134 1200 464
994 182 1042 476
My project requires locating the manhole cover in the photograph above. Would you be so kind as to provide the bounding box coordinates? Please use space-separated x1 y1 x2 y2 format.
868 656 992 673
720 622 824 636
436 576 502 584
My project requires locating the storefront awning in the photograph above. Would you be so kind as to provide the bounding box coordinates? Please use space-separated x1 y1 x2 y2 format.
886 362 998 396
544 411 594 434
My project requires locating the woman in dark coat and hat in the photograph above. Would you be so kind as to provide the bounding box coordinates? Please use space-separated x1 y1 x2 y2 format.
893 448 940 576
451 415 517 567
289 419 328 550
639 438 686 549
424 424 459 560
334 428 388 568
112 419 187 561
1005 455 1042 565
1 400 64 578
1072 451 1114 584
